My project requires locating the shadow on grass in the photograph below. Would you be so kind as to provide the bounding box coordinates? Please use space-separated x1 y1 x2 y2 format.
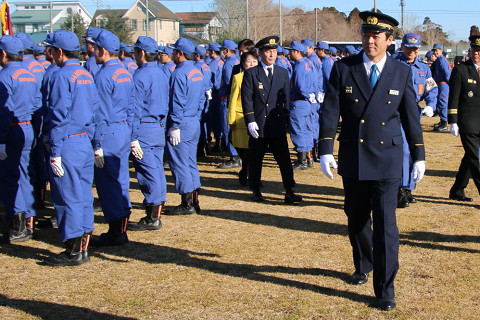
0 294 136 320
91 241 374 305
399 231 480 253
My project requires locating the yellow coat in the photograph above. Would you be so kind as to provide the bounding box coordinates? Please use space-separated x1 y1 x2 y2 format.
227 71 249 149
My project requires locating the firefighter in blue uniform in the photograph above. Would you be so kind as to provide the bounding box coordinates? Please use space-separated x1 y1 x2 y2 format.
127 36 169 231
217 40 241 169
395 33 437 208
119 42 138 75
193 45 213 157
431 43 451 131
34 43 51 70
275 46 293 79
15 33 45 85
0 35 40 243
88 30 134 246
158 45 176 78
286 41 316 170
84 26 103 77
45 30 98 266
316 41 334 92
319 11 425 311
165 38 205 215
207 43 224 151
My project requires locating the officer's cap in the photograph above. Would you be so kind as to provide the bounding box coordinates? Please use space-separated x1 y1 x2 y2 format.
330 46 338 54
0 35 24 55
425 50 434 59
432 44 442 50
208 42 221 52
345 45 356 54
51 30 80 51
42 33 54 46
84 26 102 44
286 41 306 54
255 36 279 50
15 32 35 50
301 39 314 47
173 37 194 55
221 39 237 51
134 36 158 54
194 45 206 56
469 35 480 49
402 33 421 48
33 43 45 54
80 45 87 54
120 43 134 53
315 41 329 50
91 30 120 53
359 11 398 34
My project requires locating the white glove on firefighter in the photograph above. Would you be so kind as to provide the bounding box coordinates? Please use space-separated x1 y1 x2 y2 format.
0 144 6 160
131 140 144 160
168 127 181 146
50 156 64 177
94 148 104 168
317 92 325 104
247 122 259 139
320 154 337 180
422 106 434 117
308 93 317 104
206 89 212 100
412 160 425 183
450 123 459 137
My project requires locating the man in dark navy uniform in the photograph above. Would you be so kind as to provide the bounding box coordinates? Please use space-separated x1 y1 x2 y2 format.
241 36 301 204
319 11 425 311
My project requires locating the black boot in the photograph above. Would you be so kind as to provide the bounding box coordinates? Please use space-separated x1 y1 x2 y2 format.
9 212 32 243
81 232 92 262
34 183 47 210
93 198 102 212
45 236 86 266
127 204 163 231
397 187 409 208
285 190 302 204
192 189 201 214
306 151 314 168
293 152 308 170
405 189 417 203
164 193 196 215
218 156 241 169
90 216 129 246
312 147 318 162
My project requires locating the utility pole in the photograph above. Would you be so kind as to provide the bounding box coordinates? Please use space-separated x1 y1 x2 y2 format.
279 0 282 45
400 0 405 29
374 0 377 12
315 8 318 44
146 0 149 37
245 0 249 39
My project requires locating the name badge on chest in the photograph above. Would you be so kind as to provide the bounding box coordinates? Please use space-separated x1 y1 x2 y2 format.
468 79 477 84
259 82 264 90
345 86 353 94
389 89 399 95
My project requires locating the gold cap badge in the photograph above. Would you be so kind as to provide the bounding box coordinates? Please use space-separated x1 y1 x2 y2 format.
476 38 480 46
269 38 276 45
367 16 378 25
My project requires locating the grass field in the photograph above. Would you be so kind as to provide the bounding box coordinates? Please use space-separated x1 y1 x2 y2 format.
1 116 479 320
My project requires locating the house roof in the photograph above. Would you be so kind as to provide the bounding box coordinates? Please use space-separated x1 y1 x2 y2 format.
11 9 62 23
176 12 217 25
93 9 128 20
138 0 180 21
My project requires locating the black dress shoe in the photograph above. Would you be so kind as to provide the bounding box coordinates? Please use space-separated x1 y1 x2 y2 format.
405 189 416 203
449 194 473 202
252 191 265 202
284 192 302 204
351 272 368 285
378 298 396 311
397 187 409 208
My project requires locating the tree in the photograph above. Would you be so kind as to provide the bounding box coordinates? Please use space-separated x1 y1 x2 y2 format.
93 13 133 43
470 25 480 36
61 12 87 41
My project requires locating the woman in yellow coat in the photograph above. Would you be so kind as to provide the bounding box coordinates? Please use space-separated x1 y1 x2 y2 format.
227 50 258 186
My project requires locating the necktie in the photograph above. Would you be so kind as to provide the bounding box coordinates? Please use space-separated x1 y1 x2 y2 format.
370 64 378 88
267 67 273 83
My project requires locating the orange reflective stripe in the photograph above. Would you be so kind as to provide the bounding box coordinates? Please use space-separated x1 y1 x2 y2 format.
436 81 447 85
418 83 424 95
10 120 31 126
66 131 87 138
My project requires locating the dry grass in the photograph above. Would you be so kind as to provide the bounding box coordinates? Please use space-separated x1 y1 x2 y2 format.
1 116 480 320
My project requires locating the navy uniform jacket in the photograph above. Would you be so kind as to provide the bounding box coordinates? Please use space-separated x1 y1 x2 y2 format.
447 59 480 134
241 64 289 138
319 53 425 180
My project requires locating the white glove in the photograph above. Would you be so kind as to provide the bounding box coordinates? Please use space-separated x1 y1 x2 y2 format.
94 148 104 168
308 93 317 104
0 144 6 160
412 160 425 183
168 127 181 146
50 156 64 177
320 154 337 180
317 92 325 104
450 123 459 136
247 122 259 139
422 106 434 117
206 89 212 100
131 140 144 160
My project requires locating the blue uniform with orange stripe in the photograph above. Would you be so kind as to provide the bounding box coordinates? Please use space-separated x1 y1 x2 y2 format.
93 58 134 222
0 61 40 220
162 60 176 79
167 60 205 194
121 57 138 75
36 55 51 70
85 55 101 77
47 58 98 242
306 53 322 149
321 55 335 91
275 56 293 79
432 55 450 121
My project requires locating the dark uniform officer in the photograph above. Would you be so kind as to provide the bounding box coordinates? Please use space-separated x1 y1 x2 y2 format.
241 36 302 204
319 11 425 311
447 35 480 202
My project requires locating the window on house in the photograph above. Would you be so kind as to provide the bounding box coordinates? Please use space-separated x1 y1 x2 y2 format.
158 20 162 30
130 19 137 31
143 19 151 31
42 5 48 9
98 19 105 28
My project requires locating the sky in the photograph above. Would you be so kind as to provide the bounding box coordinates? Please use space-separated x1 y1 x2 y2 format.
13 0 479 41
